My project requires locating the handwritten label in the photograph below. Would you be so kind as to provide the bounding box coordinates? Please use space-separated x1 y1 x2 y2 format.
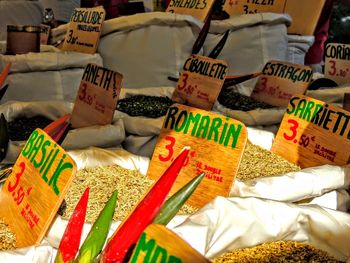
172 55 228 111
147 104 246 207
166 0 215 21
325 43 350 85
62 6 105 54
70 63 123 128
130 224 209 263
251 61 313 107
224 0 285 16
0 129 76 248
271 95 350 168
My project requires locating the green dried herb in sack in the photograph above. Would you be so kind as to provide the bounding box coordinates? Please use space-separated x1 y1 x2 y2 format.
218 89 273 111
116 95 174 118
8 116 52 141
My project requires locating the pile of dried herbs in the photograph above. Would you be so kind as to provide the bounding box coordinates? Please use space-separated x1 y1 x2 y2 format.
62 164 197 223
212 241 342 263
218 89 273 111
8 116 52 141
237 141 300 181
0 219 16 251
116 95 174 118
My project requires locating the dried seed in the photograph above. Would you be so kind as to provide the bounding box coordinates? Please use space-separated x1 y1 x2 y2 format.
212 241 342 263
0 218 16 251
8 116 52 141
218 90 273 111
117 95 174 118
62 164 197 223
237 141 300 181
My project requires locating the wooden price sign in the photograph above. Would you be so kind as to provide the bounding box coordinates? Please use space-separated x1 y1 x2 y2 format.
130 224 209 263
0 129 76 248
325 43 350 85
223 0 286 16
166 0 215 21
70 63 123 129
147 103 247 207
271 95 350 168
62 6 105 54
172 55 228 111
251 61 313 107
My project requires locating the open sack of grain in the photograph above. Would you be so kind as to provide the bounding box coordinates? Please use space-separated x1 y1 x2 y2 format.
0 48 103 103
203 13 291 94
115 87 175 157
98 12 202 88
0 101 125 163
232 131 350 212
172 196 350 262
212 84 286 126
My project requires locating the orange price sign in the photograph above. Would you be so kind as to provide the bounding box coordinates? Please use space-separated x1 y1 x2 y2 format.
251 61 313 107
172 55 228 111
62 6 105 54
272 95 350 168
325 43 350 85
70 63 123 128
0 129 76 248
147 103 247 208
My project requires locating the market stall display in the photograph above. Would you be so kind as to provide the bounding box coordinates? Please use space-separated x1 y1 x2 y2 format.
0 2 349 262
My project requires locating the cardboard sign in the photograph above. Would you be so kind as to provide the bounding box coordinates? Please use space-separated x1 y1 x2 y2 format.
224 0 285 16
285 0 325 35
172 55 228 111
62 6 105 54
271 95 350 168
70 63 123 129
147 103 247 207
251 61 313 107
130 224 209 263
0 129 76 248
166 0 215 21
223 0 325 35
325 43 350 85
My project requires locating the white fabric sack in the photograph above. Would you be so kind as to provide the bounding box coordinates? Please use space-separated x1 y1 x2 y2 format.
0 240 55 263
98 12 203 88
116 87 174 136
213 100 286 126
0 101 125 163
287 35 314 65
123 134 158 157
231 164 350 203
0 1 43 41
204 13 291 94
172 196 350 261
0 51 103 102
298 189 350 212
246 127 275 150
306 85 350 103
